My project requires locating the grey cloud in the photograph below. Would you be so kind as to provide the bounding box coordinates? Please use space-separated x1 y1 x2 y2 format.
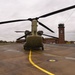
0 0 75 41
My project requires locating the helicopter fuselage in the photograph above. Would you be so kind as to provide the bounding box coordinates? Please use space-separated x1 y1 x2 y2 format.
23 19 44 50
24 35 44 50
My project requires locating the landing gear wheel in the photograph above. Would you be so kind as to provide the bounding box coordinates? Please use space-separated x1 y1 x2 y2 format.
24 46 27 50
40 46 44 51
23 45 28 50
42 46 44 51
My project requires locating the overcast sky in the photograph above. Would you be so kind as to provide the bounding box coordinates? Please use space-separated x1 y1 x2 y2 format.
0 0 75 41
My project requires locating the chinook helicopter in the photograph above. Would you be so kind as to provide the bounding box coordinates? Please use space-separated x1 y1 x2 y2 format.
15 20 57 50
0 5 75 50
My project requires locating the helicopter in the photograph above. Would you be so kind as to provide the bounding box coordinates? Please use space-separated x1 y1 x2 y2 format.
15 19 57 50
0 5 75 50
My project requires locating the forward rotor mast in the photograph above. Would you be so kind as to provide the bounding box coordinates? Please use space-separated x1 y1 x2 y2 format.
31 19 38 35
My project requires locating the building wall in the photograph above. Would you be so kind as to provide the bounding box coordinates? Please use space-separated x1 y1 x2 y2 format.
44 23 65 44
58 24 65 44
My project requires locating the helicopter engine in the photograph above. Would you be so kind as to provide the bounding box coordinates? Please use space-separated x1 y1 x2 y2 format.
25 30 31 37
37 31 43 36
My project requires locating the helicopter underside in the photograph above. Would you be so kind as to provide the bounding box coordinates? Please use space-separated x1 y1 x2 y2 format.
23 35 44 50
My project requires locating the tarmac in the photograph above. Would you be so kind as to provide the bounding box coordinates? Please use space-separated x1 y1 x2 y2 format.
0 43 75 75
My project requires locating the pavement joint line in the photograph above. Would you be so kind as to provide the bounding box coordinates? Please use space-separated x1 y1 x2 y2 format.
65 57 75 60
43 53 62 57
29 50 55 75
44 53 75 60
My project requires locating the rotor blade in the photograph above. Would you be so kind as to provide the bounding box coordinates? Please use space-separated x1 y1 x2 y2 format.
0 19 28 24
37 21 54 33
15 31 25 33
17 35 25 40
43 34 57 38
38 5 75 18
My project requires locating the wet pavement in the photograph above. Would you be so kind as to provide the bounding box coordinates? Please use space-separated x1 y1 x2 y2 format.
0 43 75 75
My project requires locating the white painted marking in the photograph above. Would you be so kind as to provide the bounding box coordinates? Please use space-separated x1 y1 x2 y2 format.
65 57 75 60
43 53 75 61
4 50 20 52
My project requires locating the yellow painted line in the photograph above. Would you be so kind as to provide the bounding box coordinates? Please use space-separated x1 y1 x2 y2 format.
29 50 55 75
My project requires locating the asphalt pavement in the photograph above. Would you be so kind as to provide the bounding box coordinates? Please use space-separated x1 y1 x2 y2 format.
0 43 75 75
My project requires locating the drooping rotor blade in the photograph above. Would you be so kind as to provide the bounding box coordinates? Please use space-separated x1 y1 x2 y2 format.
15 31 25 33
38 5 75 18
0 19 29 24
37 21 54 33
17 35 25 40
43 34 57 38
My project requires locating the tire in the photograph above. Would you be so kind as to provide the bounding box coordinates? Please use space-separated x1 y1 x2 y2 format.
40 46 44 51
42 46 44 51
